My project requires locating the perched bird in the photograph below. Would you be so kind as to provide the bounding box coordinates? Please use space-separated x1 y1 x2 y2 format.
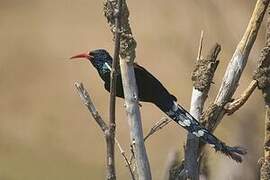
71 49 246 162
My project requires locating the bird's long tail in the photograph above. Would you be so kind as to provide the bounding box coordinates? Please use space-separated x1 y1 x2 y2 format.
162 101 247 162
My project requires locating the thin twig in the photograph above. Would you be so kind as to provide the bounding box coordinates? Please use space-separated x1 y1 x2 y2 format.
115 138 136 180
197 30 204 61
128 117 172 169
144 117 172 141
225 80 258 115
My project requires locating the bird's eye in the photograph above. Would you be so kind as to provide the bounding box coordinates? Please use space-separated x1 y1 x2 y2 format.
89 52 94 56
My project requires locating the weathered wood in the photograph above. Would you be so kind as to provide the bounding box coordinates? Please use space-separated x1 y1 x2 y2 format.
203 0 270 133
104 0 152 179
224 80 257 115
185 31 205 180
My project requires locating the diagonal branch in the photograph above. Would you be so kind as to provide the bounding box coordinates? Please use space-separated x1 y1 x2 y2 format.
115 138 136 180
75 82 108 132
144 117 172 141
224 80 258 115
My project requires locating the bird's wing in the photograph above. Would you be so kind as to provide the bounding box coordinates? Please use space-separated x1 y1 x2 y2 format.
103 72 125 98
134 63 177 102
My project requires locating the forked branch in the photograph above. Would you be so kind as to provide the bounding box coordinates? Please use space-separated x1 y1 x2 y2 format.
202 0 270 133
75 82 135 180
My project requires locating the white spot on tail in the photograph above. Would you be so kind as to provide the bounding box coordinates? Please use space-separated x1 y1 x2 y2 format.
178 120 187 127
192 130 205 137
192 132 200 137
197 130 204 136
209 144 215 148
183 119 191 126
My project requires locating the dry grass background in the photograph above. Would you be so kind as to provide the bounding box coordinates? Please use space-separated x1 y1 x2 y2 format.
0 0 267 179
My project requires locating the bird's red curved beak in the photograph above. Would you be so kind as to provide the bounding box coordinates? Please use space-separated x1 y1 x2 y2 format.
70 52 93 60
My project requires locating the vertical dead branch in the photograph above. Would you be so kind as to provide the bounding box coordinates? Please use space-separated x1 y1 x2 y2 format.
254 7 270 180
184 31 205 180
185 40 221 180
104 0 152 179
107 0 123 179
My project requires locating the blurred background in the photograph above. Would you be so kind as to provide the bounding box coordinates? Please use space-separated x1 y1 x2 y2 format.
0 0 267 179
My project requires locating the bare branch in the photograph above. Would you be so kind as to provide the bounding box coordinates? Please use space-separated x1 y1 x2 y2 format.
75 82 108 132
104 0 152 179
75 82 135 179
144 117 172 141
197 30 204 61
185 31 205 180
129 117 172 171
115 138 136 180
75 82 117 179
202 0 270 133
225 80 257 115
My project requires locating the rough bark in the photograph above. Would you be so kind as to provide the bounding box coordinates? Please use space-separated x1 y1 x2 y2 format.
185 42 221 180
253 7 270 179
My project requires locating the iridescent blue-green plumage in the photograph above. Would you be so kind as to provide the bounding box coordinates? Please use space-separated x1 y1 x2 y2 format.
87 49 246 162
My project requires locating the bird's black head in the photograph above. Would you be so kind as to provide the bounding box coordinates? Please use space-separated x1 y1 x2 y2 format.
89 49 112 68
70 49 113 76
